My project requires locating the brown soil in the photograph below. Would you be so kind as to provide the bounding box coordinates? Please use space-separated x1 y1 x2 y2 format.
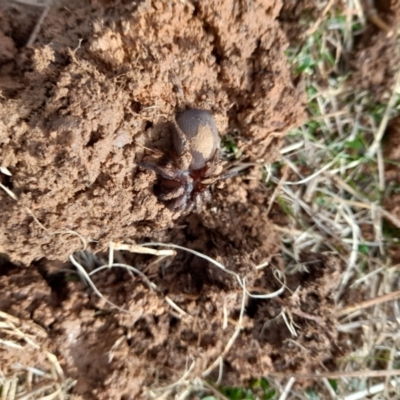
0 0 305 264
278 0 318 44
350 0 400 102
0 0 346 398
0 250 343 399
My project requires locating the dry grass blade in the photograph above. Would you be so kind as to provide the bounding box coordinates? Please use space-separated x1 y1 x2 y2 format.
109 241 175 267
367 68 400 157
142 242 286 300
304 0 335 36
278 377 296 400
1 376 18 400
266 164 289 215
283 155 340 186
202 280 247 378
364 0 394 36
69 254 129 313
26 3 51 47
270 369 400 379
147 358 196 395
69 254 157 314
0 311 72 400
13 0 48 5
27 208 87 250
337 289 400 316
110 241 175 256
344 379 399 400
164 297 192 319
0 166 11 176
0 183 17 200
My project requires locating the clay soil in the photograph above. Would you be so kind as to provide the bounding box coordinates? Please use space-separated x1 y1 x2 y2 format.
0 0 352 399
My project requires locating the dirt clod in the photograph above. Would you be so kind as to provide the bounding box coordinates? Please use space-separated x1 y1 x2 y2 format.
0 0 304 264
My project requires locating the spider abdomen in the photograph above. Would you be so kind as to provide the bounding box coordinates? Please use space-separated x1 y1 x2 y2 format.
174 109 220 171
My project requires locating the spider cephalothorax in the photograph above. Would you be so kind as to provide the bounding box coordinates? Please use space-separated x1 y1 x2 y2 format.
141 109 225 213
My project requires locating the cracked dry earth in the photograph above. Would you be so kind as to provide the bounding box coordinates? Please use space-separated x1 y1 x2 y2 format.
0 0 344 398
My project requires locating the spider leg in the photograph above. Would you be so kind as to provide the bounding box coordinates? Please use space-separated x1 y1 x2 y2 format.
200 176 219 185
138 161 178 180
167 193 190 211
207 148 220 164
191 191 207 212
185 201 195 213
201 150 224 180
158 186 185 201
204 161 224 176
220 169 239 180
201 189 211 203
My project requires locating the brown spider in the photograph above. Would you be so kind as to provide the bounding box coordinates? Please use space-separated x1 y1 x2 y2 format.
140 109 227 213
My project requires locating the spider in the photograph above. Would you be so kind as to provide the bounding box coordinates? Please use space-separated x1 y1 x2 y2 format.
140 109 227 213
